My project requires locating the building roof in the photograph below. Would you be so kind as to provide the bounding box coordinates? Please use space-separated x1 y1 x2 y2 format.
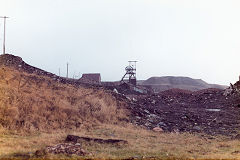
80 73 101 83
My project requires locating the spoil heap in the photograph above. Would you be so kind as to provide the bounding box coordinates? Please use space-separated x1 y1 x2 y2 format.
1 54 239 137
127 88 240 136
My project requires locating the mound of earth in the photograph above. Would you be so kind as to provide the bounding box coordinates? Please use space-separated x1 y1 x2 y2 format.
127 88 240 136
139 76 227 92
0 54 128 132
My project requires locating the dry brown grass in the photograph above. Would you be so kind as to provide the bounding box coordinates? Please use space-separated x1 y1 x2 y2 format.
79 124 240 159
0 67 129 132
1 124 240 159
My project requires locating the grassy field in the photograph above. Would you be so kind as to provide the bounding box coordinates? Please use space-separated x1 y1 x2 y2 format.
1 124 240 159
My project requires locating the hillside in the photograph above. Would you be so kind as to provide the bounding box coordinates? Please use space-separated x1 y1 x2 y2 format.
0 54 128 132
1 54 240 159
139 76 227 92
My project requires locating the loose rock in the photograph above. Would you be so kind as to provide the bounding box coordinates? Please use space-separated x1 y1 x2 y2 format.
46 143 87 156
153 127 164 132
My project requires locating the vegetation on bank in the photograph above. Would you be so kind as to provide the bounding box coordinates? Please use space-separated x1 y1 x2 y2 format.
0 67 128 132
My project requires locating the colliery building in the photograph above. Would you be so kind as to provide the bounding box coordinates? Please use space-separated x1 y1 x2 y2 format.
79 73 101 84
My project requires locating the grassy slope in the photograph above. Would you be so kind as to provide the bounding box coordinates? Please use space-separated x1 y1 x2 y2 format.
0 66 128 132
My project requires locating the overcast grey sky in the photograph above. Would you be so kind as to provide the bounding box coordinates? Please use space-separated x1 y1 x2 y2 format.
0 0 240 85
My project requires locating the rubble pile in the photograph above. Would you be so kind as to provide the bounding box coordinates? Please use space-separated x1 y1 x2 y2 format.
37 135 127 157
224 81 240 96
45 143 87 156
127 88 240 136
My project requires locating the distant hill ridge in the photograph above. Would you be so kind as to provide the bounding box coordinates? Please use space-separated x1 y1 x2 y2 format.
139 76 227 92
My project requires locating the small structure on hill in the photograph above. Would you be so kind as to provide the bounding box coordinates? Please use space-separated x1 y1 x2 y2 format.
121 61 137 85
79 73 101 84
119 61 149 94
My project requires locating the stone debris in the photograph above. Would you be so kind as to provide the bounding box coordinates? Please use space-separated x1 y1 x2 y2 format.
36 135 128 157
45 143 87 156
205 109 221 112
125 88 240 136
193 126 201 131
223 83 239 96
113 88 119 94
153 127 164 132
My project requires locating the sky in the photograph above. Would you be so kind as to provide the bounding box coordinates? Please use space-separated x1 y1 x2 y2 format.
0 0 240 85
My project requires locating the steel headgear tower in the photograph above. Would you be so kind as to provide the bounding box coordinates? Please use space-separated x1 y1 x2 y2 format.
121 61 137 85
